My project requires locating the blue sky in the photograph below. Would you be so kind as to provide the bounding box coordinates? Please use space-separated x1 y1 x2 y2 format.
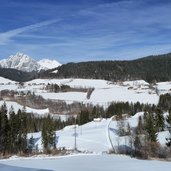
0 0 171 63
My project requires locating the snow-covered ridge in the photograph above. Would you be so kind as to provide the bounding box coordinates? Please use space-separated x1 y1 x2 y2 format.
0 52 61 72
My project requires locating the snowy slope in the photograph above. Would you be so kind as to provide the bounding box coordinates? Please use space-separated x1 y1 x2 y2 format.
0 53 61 72
27 112 168 153
27 119 111 152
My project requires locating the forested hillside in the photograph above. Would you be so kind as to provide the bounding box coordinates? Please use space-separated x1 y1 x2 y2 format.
0 68 37 82
39 53 171 83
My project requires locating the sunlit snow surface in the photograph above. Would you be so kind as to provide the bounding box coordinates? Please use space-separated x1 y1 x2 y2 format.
0 163 51 171
1 154 171 171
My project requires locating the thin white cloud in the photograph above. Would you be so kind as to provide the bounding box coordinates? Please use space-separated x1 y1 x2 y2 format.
0 19 59 45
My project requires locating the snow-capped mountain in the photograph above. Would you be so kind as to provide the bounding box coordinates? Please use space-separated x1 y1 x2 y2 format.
38 59 61 71
0 53 61 72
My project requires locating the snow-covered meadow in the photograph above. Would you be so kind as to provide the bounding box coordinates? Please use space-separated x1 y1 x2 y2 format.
28 78 159 106
1 77 171 110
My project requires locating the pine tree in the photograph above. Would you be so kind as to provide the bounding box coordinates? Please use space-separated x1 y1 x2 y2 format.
9 109 18 153
145 112 157 142
79 110 89 125
0 103 10 155
42 115 56 152
155 107 164 131
17 109 28 154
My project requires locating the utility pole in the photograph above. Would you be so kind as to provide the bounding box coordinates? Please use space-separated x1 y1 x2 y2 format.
74 124 77 151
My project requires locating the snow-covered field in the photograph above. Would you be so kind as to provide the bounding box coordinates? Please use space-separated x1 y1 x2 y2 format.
1 77 171 108
0 163 48 171
26 78 160 106
1 154 171 171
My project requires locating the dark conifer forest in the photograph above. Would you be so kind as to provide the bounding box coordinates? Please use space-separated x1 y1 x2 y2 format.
39 53 171 83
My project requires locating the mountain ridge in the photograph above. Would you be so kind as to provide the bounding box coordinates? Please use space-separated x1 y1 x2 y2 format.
0 52 61 72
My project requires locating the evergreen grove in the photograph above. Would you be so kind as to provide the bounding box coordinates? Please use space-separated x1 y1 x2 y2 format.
0 103 75 156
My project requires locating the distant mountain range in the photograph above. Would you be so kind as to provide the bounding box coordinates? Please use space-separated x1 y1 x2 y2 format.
0 53 61 72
